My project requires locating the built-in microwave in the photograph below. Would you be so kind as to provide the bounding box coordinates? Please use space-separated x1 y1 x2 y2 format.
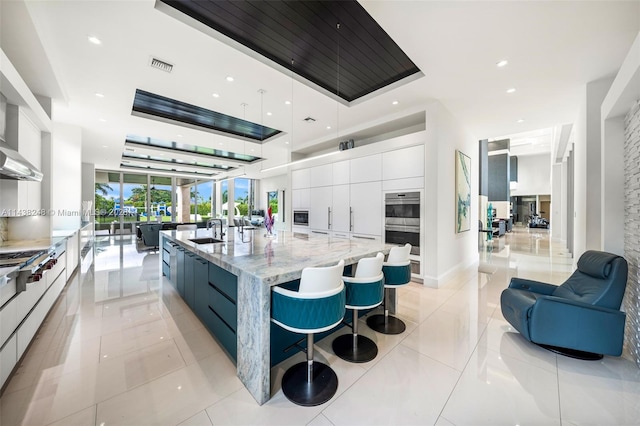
293 210 309 226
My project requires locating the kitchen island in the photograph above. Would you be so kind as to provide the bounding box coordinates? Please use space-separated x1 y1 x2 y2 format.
160 228 390 405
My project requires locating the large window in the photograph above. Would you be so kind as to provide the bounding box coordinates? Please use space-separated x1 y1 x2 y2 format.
95 171 214 232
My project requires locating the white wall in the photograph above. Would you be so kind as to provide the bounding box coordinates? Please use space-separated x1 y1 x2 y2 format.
425 101 479 287
572 77 615 259
509 153 551 196
551 163 563 239
50 123 82 230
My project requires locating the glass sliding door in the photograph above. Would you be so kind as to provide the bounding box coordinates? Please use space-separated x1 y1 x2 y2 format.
149 175 173 223
95 171 119 235
121 173 145 237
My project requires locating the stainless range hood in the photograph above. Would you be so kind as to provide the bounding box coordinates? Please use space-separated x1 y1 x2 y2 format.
0 143 43 181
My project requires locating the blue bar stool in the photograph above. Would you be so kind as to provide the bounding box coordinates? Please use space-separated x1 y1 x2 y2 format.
366 244 412 335
332 252 384 363
271 260 346 406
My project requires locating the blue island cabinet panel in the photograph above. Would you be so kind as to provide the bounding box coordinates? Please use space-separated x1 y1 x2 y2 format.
176 247 185 297
184 252 196 309
205 262 238 361
192 256 209 319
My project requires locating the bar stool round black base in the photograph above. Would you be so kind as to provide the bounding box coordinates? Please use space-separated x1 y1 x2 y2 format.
537 343 603 360
332 334 378 363
366 314 406 335
281 361 338 406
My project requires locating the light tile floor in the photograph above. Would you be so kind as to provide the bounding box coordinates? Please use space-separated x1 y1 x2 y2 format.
2 227 640 425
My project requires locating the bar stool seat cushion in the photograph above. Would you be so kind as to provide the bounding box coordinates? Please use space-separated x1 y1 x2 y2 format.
382 263 411 288
272 285 345 334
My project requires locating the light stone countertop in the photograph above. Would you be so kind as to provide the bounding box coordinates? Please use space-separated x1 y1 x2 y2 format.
161 227 391 286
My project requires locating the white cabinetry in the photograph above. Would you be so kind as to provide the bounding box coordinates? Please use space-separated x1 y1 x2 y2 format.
382 145 424 180
350 181 383 237
350 154 382 183
309 164 333 187
331 185 351 234
309 186 332 232
333 161 350 185
291 169 310 189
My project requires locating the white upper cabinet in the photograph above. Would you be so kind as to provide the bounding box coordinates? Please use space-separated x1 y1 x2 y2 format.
291 169 310 189
309 164 333 187
382 145 424 181
333 160 350 185
350 154 382 183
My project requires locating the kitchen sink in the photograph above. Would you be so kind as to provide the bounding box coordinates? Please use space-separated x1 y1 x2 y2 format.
189 237 224 244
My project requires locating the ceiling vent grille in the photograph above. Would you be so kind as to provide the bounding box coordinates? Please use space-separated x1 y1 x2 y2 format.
303 117 316 123
149 57 173 73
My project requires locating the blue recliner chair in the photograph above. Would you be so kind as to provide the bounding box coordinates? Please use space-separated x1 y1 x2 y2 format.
500 250 628 360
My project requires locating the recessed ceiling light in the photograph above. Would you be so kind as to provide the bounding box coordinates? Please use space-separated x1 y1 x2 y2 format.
392 100 399 105
506 88 516 94
102 145 108 148
95 93 104 98
284 141 289 145
212 93 219 98
326 126 331 130
285 100 291 105
99 118 107 122
88 35 102 45
266 112 272 116
496 59 508 67
226 76 234 82
517 119 524 123
219 142 224 145
177 134 183 138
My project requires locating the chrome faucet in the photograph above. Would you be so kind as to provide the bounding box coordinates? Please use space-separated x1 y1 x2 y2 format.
206 218 224 238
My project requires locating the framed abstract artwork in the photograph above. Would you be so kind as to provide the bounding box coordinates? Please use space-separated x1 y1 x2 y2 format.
455 150 471 233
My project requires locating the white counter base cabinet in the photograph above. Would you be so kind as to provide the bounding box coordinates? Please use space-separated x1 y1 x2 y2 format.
0 248 67 390
0 335 17 389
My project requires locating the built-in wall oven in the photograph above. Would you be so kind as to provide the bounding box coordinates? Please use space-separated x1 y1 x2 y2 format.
293 210 309 227
385 192 421 274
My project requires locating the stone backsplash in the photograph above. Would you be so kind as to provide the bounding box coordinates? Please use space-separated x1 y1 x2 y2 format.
0 217 7 243
624 99 640 367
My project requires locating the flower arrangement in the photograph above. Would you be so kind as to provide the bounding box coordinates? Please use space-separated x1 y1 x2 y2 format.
264 206 275 236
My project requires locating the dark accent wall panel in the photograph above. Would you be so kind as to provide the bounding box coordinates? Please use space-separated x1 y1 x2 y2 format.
510 156 518 182
479 139 488 196
488 139 509 152
488 153 509 201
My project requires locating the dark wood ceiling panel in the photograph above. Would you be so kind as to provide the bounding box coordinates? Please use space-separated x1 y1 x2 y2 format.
131 89 281 143
160 0 421 103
